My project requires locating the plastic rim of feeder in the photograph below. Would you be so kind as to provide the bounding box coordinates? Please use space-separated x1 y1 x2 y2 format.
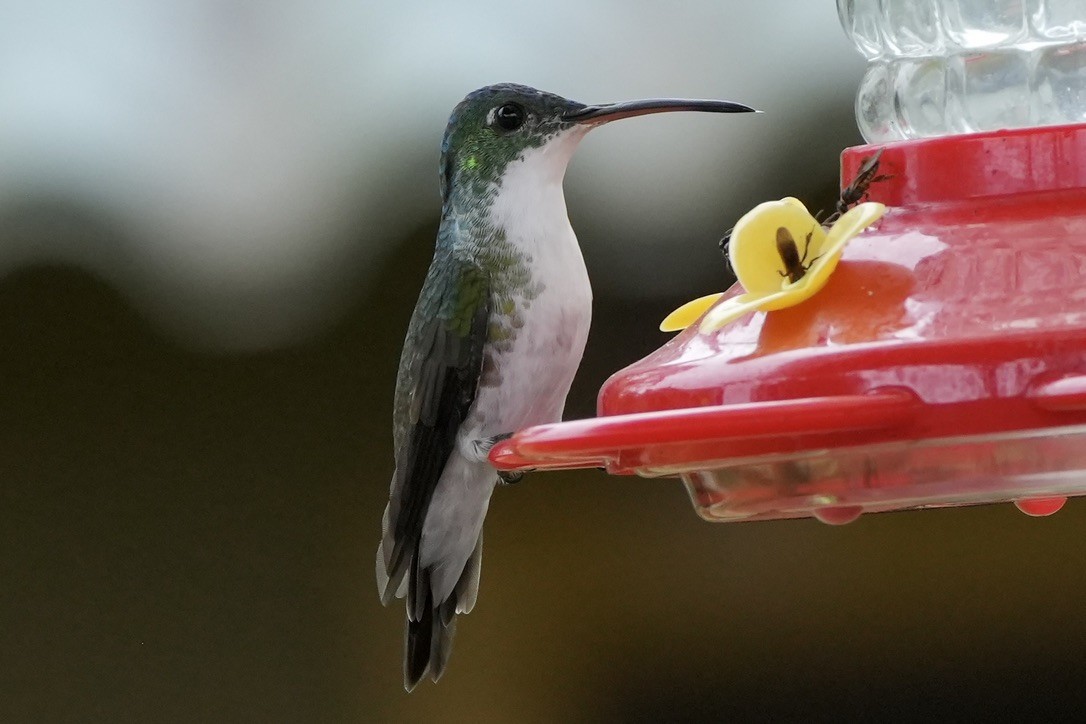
491 122 1086 523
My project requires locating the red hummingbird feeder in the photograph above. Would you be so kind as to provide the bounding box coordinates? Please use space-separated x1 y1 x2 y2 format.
491 2 1086 524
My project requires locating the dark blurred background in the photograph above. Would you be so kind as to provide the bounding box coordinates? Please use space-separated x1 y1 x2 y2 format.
4 3 1086 722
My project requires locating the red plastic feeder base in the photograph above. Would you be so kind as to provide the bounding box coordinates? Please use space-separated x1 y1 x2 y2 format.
491 123 1086 523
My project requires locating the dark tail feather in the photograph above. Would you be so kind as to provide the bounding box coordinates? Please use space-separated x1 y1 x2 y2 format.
402 533 484 691
404 554 430 691
404 588 458 691
404 553 468 691
404 603 433 692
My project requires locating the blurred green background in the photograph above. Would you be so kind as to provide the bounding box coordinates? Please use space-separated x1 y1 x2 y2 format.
4 2 1086 722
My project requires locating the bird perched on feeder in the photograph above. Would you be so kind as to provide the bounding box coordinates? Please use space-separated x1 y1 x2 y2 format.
376 82 757 690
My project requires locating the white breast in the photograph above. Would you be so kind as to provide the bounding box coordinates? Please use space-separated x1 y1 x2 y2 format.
467 130 594 440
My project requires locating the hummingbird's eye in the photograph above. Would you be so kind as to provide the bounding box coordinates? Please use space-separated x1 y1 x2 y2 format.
494 103 526 131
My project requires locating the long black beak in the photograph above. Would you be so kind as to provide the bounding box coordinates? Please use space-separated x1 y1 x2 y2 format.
562 98 759 124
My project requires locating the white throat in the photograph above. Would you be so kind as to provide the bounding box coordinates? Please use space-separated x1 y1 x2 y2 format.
488 128 589 253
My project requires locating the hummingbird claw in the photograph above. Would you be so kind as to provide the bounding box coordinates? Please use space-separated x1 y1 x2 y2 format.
468 432 514 461
485 433 529 482
498 470 526 485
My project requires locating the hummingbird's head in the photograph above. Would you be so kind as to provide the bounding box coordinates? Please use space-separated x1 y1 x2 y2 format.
439 83 758 204
439 84 584 204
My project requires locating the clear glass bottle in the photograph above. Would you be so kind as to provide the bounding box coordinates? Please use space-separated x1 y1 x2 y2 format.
837 0 1086 142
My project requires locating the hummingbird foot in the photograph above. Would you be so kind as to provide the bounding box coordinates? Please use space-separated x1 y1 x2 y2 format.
470 431 514 460
498 470 526 485
470 432 531 483
485 431 514 445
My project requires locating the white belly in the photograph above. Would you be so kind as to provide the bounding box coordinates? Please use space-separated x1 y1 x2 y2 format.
490 276 591 430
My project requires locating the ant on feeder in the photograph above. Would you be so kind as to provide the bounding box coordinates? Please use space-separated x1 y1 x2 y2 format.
718 226 736 275
823 149 888 225
776 226 818 284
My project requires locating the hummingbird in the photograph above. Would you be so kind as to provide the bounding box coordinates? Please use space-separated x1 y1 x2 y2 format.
376 83 757 690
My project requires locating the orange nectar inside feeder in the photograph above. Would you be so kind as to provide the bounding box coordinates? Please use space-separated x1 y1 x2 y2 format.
489 122 1086 525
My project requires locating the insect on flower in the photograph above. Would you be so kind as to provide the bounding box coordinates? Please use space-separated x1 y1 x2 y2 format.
775 226 820 284
660 197 886 333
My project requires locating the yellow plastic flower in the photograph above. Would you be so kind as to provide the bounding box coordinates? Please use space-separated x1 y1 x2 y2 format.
660 197 886 334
